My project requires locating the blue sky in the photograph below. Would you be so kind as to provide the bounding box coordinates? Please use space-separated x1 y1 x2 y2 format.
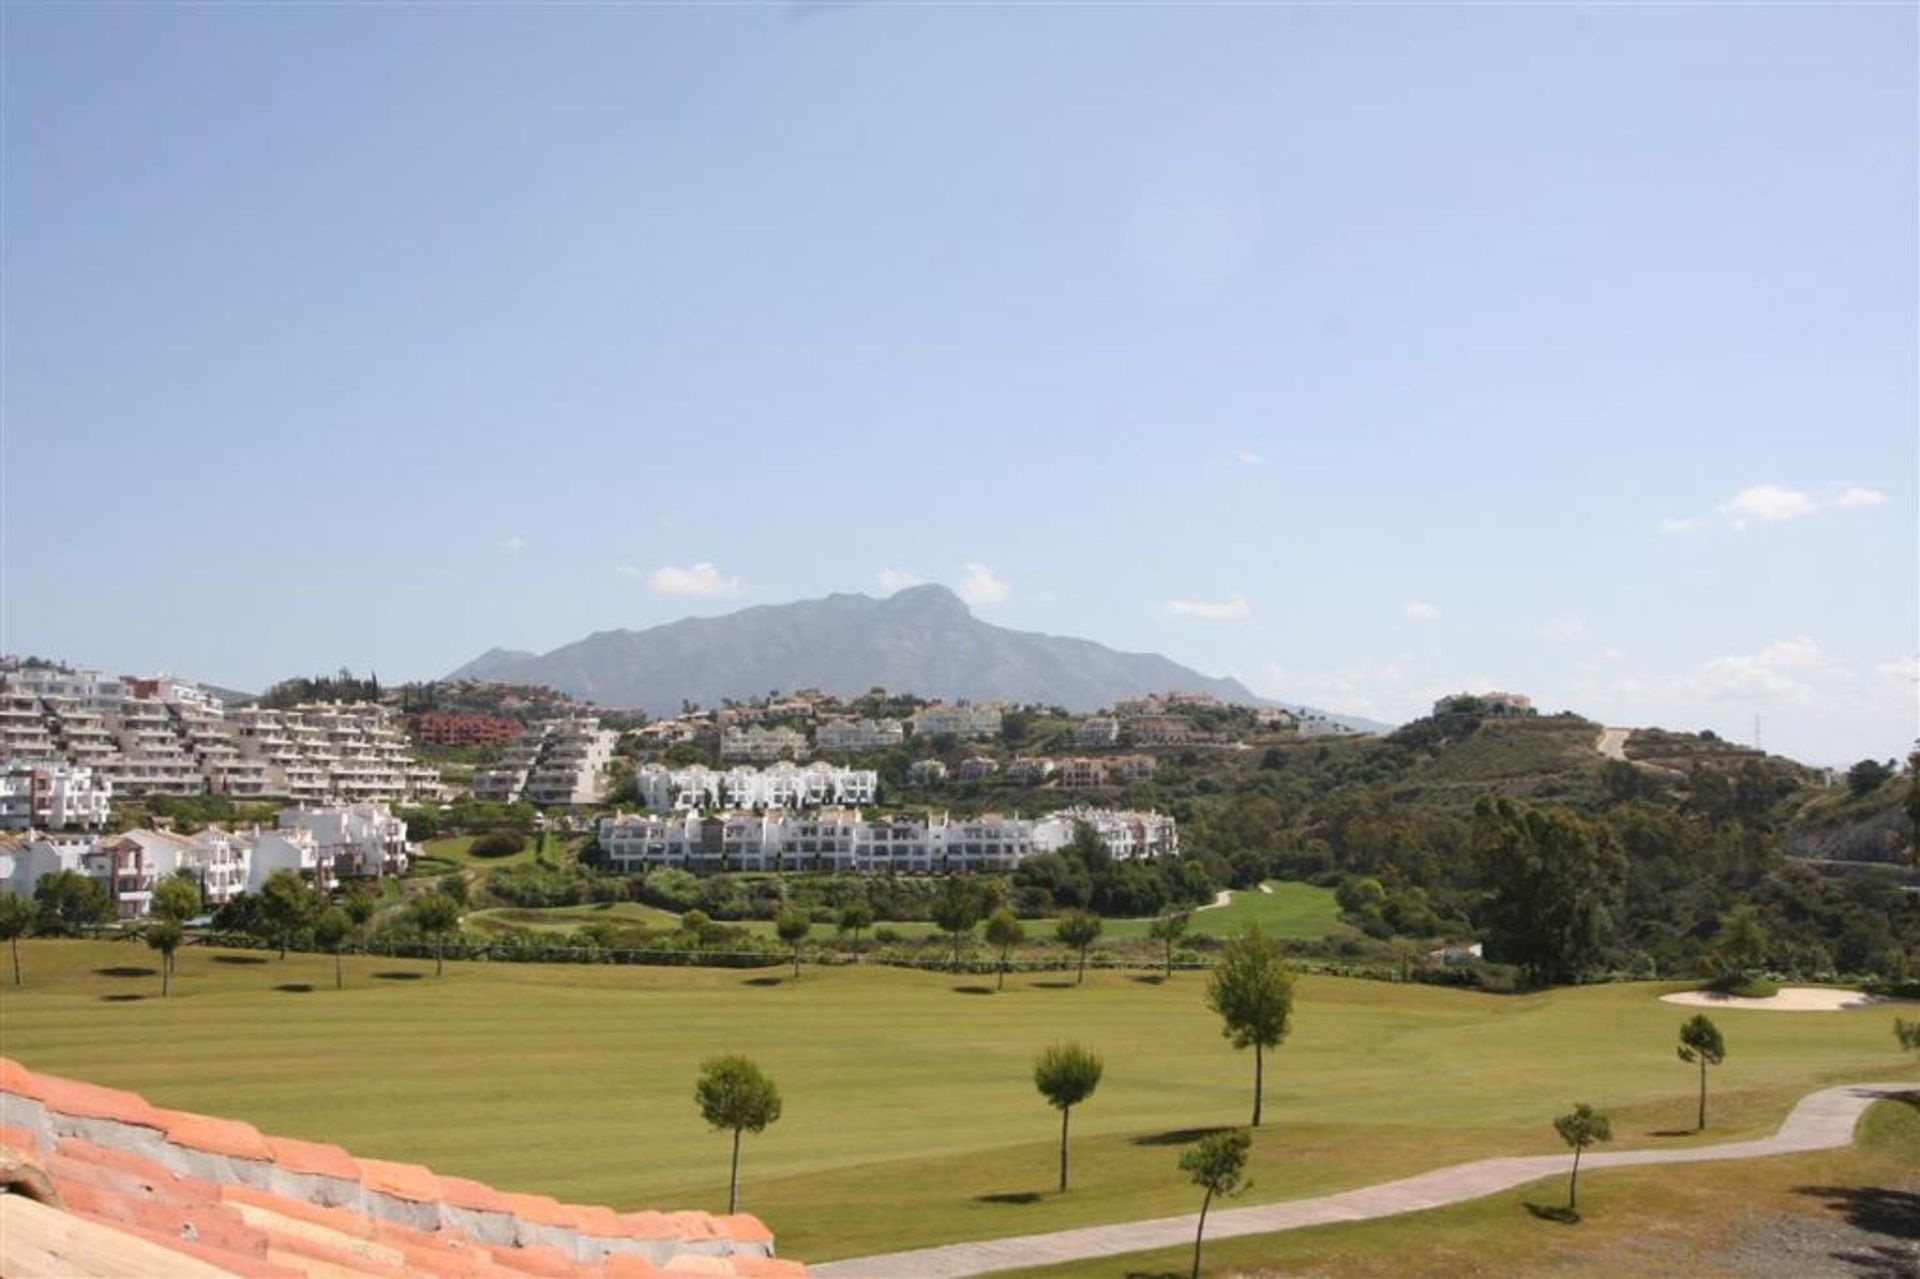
4 4 1913 765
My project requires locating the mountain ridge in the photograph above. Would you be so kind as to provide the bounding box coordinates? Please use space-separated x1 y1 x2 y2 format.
449 585 1386 728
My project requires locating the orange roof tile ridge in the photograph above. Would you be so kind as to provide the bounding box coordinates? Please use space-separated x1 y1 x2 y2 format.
1 1056 797 1275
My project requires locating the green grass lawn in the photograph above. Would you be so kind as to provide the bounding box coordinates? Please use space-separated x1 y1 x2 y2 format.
463 901 681 936
2 941 1912 1266
417 834 581 871
1007 1097 1920 1278
729 880 1346 944
1099 880 1348 941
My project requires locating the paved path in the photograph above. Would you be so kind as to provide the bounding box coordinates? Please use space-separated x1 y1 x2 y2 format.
1596 726 1631 762
812 1082 1917 1278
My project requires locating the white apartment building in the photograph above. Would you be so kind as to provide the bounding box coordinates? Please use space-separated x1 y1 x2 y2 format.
1 667 442 806
1432 691 1534 718
956 756 1000 781
911 703 1005 740
0 763 113 831
472 717 617 805
597 806 1173 875
636 763 878 813
814 718 906 753
719 725 808 762
1006 757 1056 784
0 803 413 919
1073 718 1121 747
907 759 949 785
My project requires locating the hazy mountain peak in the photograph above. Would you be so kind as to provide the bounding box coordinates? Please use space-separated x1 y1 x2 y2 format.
448 589 1373 725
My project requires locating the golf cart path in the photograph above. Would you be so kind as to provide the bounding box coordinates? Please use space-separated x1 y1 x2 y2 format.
811 1082 1917 1278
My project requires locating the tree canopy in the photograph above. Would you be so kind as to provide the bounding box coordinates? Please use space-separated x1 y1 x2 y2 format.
1205 925 1295 1127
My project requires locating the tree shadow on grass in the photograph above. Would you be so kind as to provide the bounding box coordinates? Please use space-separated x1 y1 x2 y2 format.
1031 981 1075 990
273 983 314 994
1130 974 1167 986
741 976 784 987
94 966 156 979
1132 1126 1229 1147
1827 1243 1920 1278
100 993 146 1002
1648 1128 1697 1138
1524 1203 1581 1224
951 985 994 995
1794 1185 1920 1240
974 1191 1043 1205
211 955 268 965
373 971 425 981
1120 1271 1184 1279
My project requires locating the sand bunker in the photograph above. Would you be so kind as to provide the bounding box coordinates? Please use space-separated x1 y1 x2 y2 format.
1660 986 1896 1012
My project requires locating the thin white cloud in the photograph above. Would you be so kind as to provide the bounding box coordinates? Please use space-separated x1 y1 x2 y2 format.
1402 600 1441 622
614 564 640 579
499 536 528 554
1719 484 1817 528
1236 449 1262 468
1677 637 1848 708
649 562 744 598
877 569 923 594
956 563 1010 605
1165 592 1251 622
1539 614 1590 642
1660 483 1890 534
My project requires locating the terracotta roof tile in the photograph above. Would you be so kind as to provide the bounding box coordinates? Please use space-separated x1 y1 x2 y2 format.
619 1209 681 1240
0 1123 43 1153
604 1257 665 1279
357 1155 444 1203
266 1133 363 1180
500 1188 577 1229
157 1107 275 1161
662 1257 733 1275
0 1057 46 1101
28 1074 159 1127
717 1214 774 1245
438 1173 517 1215
486 1241 587 1278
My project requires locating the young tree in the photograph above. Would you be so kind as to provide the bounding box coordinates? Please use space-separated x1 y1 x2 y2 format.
0 895 32 986
150 871 202 925
343 889 376 954
1711 903 1769 981
836 901 874 954
1179 1129 1251 1279
1895 1017 1919 1052
409 893 462 976
1033 1043 1103 1193
694 1055 783 1214
313 908 353 990
1553 1103 1612 1213
774 908 811 979
1055 909 1102 985
1205 926 1296 1127
145 920 184 997
32 870 112 936
1149 909 1192 979
259 870 320 959
1676 1014 1726 1131
930 879 980 972
983 907 1025 991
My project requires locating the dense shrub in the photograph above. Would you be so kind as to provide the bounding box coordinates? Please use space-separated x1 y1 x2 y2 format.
469 829 528 859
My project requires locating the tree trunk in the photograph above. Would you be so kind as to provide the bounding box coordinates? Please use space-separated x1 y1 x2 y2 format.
335 951 343 991
1076 946 1087 986
1165 939 1174 979
997 948 1007 991
161 955 170 998
1567 1145 1581 1211
1191 1186 1214 1279
11 936 20 986
1251 1043 1264 1127
792 948 800 980
728 1127 742 1214
1058 1105 1071 1193
435 936 444 977
1697 1057 1707 1131
279 931 288 960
